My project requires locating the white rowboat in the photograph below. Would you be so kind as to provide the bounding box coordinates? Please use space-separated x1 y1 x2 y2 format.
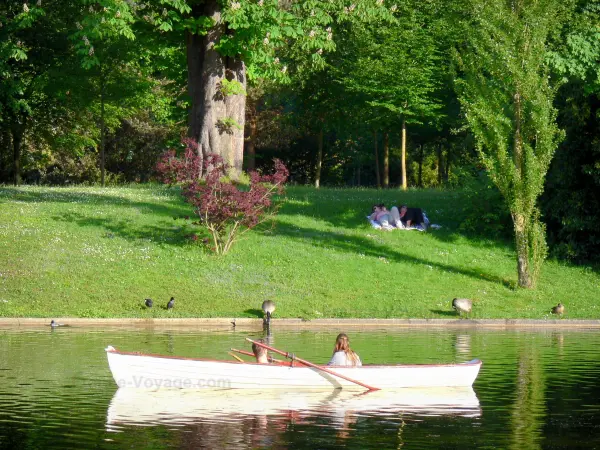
105 346 482 390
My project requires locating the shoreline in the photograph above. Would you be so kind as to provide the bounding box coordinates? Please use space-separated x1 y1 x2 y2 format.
1 317 600 328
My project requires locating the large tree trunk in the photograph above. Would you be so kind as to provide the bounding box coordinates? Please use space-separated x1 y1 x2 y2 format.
383 132 389 188
373 130 381 188
401 119 407 190
314 128 323 188
186 0 246 178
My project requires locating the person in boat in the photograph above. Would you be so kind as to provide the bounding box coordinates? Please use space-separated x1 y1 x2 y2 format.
252 339 270 364
328 333 362 366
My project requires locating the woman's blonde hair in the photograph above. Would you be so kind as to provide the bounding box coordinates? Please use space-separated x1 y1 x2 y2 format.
333 333 359 365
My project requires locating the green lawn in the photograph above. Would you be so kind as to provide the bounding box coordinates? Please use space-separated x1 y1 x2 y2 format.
0 184 598 319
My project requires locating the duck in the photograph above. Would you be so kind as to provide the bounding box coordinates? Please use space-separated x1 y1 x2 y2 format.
551 303 565 316
145 298 153 308
262 300 276 325
167 297 175 310
452 298 472 316
50 320 65 328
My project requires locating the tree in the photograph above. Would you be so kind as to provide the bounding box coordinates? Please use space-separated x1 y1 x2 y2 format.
336 4 443 189
456 0 569 288
71 0 394 178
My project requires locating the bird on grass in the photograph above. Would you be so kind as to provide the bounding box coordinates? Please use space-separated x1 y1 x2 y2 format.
145 298 153 308
551 303 565 316
262 300 276 326
167 297 175 310
452 298 472 317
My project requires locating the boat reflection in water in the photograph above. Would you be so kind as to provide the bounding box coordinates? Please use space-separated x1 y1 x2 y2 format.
106 386 481 431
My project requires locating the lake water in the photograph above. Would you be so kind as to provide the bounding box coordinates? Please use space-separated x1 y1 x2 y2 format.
1 326 599 449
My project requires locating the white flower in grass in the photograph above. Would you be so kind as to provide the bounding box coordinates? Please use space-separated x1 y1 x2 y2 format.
23 3 29 12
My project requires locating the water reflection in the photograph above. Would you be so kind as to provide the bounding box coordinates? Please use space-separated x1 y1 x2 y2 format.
106 386 481 429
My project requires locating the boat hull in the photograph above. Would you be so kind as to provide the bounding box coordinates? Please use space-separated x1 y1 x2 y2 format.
105 346 482 390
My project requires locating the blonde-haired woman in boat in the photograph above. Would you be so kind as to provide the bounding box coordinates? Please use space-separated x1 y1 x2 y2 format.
327 333 362 366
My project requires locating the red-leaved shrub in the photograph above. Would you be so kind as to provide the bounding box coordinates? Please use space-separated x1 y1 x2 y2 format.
157 139 289 254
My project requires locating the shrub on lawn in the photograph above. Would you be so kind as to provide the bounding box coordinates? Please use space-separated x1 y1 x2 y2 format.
157 139 289 254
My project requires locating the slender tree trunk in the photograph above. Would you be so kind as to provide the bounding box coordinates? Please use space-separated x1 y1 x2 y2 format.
245 107 258 171
401 119 407 191
100 77 106 187
11 125 24 186
418 144 423 188
513 90 532 288
437 143 443 186
383 132 389 188
0 130 11 182
357 166 361 187
186 0 246 177
373 130 381 189
314 128 323 188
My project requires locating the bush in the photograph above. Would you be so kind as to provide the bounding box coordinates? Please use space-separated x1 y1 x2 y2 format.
157 139 289 254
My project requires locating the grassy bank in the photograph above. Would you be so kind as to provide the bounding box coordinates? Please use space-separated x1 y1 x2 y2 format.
0 184 598 319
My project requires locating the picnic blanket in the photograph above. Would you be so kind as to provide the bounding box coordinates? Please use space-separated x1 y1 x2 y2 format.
367 211 441 231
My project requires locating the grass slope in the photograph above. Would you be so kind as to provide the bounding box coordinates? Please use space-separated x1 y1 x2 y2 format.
0 184 598 319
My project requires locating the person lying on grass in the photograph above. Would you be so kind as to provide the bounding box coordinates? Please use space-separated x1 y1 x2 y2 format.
399 205 427 230
370 204 403 230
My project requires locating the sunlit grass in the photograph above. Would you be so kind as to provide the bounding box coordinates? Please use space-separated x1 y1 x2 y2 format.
0 184 598 319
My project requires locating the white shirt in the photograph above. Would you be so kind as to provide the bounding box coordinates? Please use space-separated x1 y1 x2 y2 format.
327 351 362 366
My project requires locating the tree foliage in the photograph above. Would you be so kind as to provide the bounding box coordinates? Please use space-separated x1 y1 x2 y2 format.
456 0 569 288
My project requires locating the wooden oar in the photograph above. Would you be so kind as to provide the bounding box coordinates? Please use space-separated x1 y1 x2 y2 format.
230 347 283 363
228 351 245 362
245 338 379 391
